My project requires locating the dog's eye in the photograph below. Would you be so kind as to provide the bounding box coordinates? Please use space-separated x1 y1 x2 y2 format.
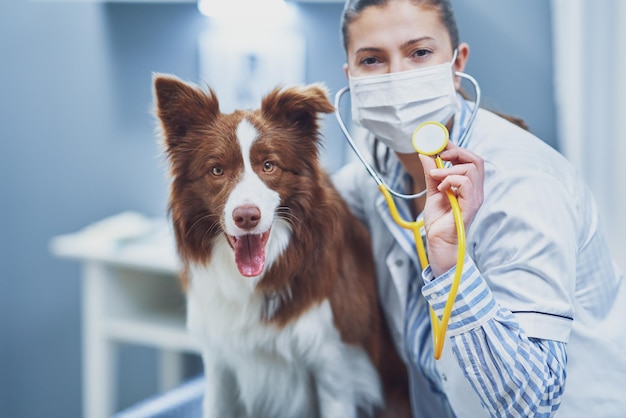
262 161 275 173
211 166 224 176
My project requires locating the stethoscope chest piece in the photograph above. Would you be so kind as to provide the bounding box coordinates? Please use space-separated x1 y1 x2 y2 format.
412 121 449 156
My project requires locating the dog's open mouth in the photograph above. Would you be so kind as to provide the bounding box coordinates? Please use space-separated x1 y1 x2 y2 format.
227 230 271 277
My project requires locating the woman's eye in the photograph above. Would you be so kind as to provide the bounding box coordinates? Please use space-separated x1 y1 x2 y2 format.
360 56 380 66
412 49 431 59
211 166 224 176
262 161 275 173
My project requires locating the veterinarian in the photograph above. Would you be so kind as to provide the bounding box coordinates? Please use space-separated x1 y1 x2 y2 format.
333 0 626 416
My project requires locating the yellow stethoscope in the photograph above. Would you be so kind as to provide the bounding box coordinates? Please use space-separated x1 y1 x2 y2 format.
384 121 465 360
335 79 480 358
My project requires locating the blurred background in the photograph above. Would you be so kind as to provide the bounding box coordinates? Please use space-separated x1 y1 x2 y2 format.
0 0 623 417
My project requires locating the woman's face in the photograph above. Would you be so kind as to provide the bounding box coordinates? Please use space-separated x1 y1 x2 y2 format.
344 1 457 77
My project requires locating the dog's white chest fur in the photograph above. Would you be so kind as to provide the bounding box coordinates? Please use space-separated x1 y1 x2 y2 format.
186 247 382 418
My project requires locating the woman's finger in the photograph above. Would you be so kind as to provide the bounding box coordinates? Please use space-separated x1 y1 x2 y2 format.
429 163 480 181
439 143 485 172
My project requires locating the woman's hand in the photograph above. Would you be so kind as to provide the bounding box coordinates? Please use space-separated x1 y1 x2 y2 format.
419 143 484 276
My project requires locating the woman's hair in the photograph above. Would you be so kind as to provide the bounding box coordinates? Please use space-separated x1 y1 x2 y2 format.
341 0 459 52
341 0 528 170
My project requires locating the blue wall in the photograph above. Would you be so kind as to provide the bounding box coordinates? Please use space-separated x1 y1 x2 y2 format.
453 0 557 146
0 1 554 417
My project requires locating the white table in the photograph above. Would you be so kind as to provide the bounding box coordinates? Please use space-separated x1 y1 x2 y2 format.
50 212 201 418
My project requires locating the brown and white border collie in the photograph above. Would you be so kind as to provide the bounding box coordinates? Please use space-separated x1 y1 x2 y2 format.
154 74 409 418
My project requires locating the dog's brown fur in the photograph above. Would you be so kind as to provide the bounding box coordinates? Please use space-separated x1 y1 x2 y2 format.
155 74 410 416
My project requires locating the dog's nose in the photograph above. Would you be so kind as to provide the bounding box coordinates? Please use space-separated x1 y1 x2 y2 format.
233 205 261 230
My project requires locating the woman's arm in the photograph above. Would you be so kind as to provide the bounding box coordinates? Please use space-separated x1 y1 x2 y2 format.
422 258 567 417
418 144 571 416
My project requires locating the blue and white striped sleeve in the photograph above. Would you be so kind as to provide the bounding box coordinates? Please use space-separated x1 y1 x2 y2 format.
422 255 568 417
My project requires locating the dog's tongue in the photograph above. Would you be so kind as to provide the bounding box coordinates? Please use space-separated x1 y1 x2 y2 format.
234 234 266 277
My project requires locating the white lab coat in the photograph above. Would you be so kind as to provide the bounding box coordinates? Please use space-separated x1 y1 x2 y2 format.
333 105 626 417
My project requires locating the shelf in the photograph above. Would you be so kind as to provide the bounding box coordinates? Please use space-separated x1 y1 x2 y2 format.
106 315 200 353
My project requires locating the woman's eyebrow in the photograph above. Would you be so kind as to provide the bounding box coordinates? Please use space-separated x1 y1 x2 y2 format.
354 46 384 55
354 36 435 55
401 36 435 49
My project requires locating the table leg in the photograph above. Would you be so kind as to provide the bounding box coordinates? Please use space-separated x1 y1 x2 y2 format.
83 262 116 418
159 350 186 392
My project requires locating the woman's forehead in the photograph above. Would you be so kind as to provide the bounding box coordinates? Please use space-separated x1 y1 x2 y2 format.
346 2 450 53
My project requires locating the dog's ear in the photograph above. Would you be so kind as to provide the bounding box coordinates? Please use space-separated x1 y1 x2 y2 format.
261 83 335 133
153 73 220 149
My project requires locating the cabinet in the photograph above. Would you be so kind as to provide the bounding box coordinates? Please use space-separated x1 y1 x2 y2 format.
50 212 201 418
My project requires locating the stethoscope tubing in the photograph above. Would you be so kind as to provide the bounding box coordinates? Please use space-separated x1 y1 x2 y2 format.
333 85 386 187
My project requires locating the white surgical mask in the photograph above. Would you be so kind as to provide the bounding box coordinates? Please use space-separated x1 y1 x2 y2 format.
349 53 461 154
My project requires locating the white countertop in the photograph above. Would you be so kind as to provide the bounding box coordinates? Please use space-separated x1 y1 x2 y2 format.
50 211 180 275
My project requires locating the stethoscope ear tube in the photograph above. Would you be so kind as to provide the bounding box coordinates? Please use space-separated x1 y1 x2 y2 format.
334 86 384 187
454 71 481 144
334 87 429 199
